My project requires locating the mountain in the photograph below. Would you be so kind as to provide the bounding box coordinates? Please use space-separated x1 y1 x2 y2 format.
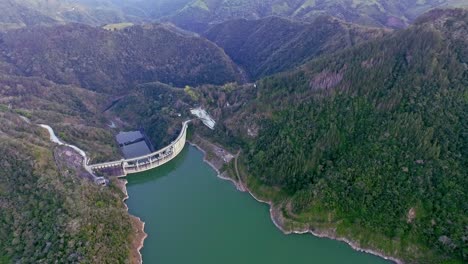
3 0 465 33
0 0 57 30
165 0 468 32
113 0 193 19
0 23 244 93
204 15 388 79
0 0 191 31
0 0 126 30
0 18 243 262
0 2 466 263
0 72 137 262
0 121 132 263
196 8 468 263
0 74 123 161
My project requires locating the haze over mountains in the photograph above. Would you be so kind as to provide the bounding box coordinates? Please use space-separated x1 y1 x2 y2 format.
0 1 466 264
2 0 467 31
165 0 468 31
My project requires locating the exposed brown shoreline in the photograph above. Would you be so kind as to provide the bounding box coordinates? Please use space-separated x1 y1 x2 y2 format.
116 179 148 264
188 140 244 191
189 136 404 264
120 134 404 264
244 186 403 264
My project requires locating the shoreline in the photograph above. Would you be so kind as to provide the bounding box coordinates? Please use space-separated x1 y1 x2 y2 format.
116 179 148 264
39 123 147 263
189 138 403 264
188 141 245 192
243 185 403 264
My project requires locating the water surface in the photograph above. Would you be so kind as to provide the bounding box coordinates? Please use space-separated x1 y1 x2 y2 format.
126 146 390 264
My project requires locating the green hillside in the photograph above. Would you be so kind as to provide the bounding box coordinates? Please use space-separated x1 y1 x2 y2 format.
0 73 134 262
0 2 466 263
199 8 468 263
205 15 388 79
0 23 244 93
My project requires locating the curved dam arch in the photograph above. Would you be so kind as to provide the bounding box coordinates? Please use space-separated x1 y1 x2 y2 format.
90 120 190 177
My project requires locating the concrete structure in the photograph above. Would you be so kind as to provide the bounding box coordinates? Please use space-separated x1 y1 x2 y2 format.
90 120 190 177
116 131 145 146
116 130 153 158
190 107 216 129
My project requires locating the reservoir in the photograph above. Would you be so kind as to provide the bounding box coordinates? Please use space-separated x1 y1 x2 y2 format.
126 146 390 264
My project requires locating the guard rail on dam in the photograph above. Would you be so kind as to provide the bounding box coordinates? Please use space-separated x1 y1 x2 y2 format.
90 120 190 177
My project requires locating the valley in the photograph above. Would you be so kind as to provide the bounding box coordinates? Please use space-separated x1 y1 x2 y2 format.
0 2 466 264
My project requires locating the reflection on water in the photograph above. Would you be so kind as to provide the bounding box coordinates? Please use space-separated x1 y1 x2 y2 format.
124 147 188 185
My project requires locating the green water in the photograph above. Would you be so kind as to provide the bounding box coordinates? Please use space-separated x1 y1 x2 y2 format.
126 146 391 264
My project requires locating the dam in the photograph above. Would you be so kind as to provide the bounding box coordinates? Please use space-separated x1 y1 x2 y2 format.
89 120 190 177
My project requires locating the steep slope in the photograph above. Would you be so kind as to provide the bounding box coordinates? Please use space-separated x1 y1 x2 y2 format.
196 8 468 263
114 0 193 19
0 0 57 31
110 81 194 150
4 0 465 33
0 74 121 162
0 127 132 263
0 73 137 262
165 0 467 32
0 23 243 93
0 0 122 30
205 15 388 79
3 0 466 33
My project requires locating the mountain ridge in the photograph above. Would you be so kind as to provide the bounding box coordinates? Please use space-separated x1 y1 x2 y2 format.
0 22 244 93
2 0 466 32
194 8 468 263
204 15 389 79
0 4 466 264
164 0 468 32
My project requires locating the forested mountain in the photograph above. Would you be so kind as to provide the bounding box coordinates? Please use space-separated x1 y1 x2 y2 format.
0 0 192 31
0 0 181 29
0 122 131 263
0 15 243 262
0 0 127 30
0 74 122 162
205 15 388 79
3 0 466 32
0 73 137 262
0 0 58 31
0 23 244 93
198 8 468 263
0 1 466 263
165 0 467 32
0 127 131 263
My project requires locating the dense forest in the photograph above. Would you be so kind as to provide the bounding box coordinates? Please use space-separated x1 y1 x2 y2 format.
201 9 467 263
0 65 137 262
111 82 194 149
205 15 388 79
0 73 121 162
0 23 244 93
0 1 466 263
0 110 132 263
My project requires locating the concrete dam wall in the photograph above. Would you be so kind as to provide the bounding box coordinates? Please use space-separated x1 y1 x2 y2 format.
90 120 190 177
